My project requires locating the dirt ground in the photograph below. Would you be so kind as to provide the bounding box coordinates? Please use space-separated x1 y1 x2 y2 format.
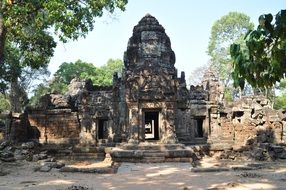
1 157 286 190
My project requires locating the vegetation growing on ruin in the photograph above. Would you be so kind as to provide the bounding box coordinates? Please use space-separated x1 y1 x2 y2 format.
29 59 123 107
0 0 127 112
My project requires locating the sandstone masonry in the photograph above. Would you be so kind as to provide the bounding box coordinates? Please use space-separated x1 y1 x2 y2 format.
6 14 286 157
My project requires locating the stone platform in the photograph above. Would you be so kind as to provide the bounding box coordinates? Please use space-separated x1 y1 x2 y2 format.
41 144 106 161
109 143 209 163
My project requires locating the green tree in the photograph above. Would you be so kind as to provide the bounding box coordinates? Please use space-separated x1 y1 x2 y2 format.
53 59 124 88
1 40 51 112
29 59 124 106
0 0 127 65
0 1 128 111
91 59 124 86
208 12 254 86
54 59 97 86
231 10 286 89
208 12 254 100
29 83 50 107
272 79 286 109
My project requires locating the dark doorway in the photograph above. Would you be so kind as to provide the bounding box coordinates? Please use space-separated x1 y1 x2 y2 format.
144 111 159 140
98 119 108 139
195 117 204 138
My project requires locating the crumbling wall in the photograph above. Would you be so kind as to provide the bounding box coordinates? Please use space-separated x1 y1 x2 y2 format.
210 96 285 150
176 109 192 142
232 97 283 147
28 109 80 144
77 87 114 145
24 79 115 146
6 113 29 142
278 108 286 142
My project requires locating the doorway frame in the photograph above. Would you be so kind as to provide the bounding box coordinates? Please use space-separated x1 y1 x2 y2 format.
97 118 109 140
143 109 160 141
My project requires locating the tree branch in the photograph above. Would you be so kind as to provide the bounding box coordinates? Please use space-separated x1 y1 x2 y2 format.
0 13 6 65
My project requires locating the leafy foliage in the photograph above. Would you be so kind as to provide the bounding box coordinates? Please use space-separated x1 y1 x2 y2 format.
208 12 254 86
0 0 127 111
272 79 286 110
274 93 286 109
278 79 286 90
29 84 51 107
1 40 50 112
52 59 123 88
0 0 128 63
0 93 10 112
54 60 97 85
231 9 286 89
91 59 123 86
29 59 124 106
207 12 254 101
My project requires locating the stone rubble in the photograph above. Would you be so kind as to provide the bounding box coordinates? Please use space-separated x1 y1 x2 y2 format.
0 140 65 172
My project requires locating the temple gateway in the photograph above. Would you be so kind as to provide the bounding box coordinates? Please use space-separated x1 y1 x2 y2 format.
28 14 217 146
6 14 286 162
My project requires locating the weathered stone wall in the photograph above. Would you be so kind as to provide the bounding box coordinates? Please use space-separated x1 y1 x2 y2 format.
28 109 80 144
17 79 116 147
209 96 285 150
233 97 284 147
279 109 286 142
176 109 192 142
6 113 29 142
77 88 114 145
5 14 286 153
176 101 210 144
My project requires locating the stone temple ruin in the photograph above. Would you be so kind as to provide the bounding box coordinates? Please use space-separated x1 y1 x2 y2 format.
3 14 286 162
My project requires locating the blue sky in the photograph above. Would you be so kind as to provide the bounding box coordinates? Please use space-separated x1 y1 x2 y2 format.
48 0 285 82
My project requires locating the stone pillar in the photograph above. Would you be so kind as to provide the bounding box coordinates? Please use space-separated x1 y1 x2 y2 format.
77 88 97 146
160 107 178 144
8 112 29 142
128 105 140 144
138 108 145 142
79 112 96 146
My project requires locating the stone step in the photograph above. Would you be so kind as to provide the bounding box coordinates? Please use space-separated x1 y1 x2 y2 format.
55 154 105 160
40 144 108 161
118 143 186 151
142 156 165 163
165 149 195 158
165 157 193 162
72 147 104 153
142 151 166 157
71 152 105 157
110 144 208 163
69 153 106 161
70 156 104 160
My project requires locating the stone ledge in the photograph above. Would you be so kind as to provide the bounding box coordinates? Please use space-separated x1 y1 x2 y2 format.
60 166 116 174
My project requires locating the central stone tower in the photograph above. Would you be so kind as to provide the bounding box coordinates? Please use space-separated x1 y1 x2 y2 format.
122 14 178 143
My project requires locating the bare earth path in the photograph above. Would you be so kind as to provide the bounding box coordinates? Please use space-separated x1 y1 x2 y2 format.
1 157 286 190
